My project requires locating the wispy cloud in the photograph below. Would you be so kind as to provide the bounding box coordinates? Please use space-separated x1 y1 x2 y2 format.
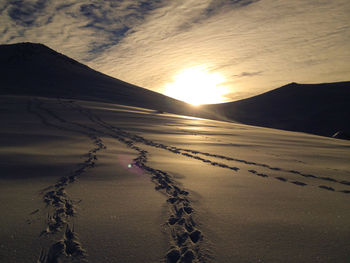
1 0 349 101
232 71 263 78
0 0 164 59
7 0 48 27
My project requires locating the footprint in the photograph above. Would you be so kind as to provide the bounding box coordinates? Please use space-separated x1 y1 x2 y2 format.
181 249 195 263
189 230 201 243
300 173 316 178
167 249 181 263
176 231 189 246
291 181 307 186
289 170 300 174
183 206 193 214
319 177 337 182
30 209 39 215
319 185 335 191
275 177 287 182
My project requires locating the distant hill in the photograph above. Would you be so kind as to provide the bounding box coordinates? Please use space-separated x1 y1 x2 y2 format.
0 42 196 116
203 81 350 137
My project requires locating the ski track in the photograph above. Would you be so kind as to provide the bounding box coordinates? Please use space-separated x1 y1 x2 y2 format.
28 98 350 263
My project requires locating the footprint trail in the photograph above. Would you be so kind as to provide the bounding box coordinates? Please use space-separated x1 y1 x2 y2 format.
30 98 350 263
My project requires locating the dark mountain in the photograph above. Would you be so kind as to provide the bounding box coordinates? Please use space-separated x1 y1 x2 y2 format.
203 81 350 137
0 42 197 116
1 42 349 138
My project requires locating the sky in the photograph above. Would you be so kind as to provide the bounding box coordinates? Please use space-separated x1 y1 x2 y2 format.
1 0 350 103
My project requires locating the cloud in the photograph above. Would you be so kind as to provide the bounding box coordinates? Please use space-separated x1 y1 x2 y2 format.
232 71 263 78
204 0 260 16
0 0 165 58
76 1 165 56
1 0 350 102
174 0 261 34
7 0 48 26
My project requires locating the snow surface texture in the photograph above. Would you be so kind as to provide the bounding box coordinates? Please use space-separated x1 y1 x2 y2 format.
1 95 350 262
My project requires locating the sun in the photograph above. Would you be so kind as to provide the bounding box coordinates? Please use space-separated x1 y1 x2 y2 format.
164 66 229 105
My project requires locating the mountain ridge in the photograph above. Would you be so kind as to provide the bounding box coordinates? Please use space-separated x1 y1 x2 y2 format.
0 42 197 116
202 80 350 137
1 42 349 138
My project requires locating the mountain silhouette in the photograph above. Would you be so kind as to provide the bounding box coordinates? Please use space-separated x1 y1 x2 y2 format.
1 42 349 138
0 42 196 116
203 81 350 137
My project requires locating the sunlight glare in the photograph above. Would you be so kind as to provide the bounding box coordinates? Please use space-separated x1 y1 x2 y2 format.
164 66 229 105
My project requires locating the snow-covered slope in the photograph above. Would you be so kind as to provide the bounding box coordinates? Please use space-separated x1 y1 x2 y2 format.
1 95 349 262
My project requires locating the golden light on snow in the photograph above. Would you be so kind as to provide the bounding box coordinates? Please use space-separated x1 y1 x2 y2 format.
164 66 229 105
